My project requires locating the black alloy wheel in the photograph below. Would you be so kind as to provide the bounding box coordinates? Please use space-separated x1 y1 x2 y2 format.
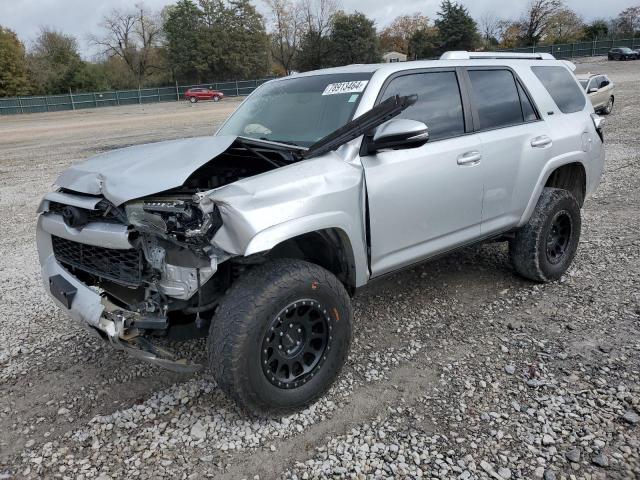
261 299 331 389
546 210 573 264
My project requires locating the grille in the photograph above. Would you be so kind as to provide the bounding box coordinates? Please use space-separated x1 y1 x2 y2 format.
52 236 143 286
48 201 123 224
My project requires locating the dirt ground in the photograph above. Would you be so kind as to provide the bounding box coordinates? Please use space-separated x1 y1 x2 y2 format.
0 60 638 480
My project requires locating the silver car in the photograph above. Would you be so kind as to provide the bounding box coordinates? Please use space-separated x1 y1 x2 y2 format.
36 51 605 415
578 73 615 115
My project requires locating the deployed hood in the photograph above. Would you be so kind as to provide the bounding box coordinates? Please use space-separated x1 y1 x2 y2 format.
55 135 237 206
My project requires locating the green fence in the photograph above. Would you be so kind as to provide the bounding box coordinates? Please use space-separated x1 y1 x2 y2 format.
0 79 271 116
501 37 640 59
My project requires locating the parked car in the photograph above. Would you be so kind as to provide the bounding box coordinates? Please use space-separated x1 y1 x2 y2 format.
608 47 637 60
37 51 604 416
184 87 224 103
577 73 615 114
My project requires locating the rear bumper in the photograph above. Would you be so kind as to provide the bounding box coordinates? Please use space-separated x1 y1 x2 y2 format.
36 215 201 373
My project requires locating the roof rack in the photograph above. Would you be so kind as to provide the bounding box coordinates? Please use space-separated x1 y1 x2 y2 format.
440 51 556 60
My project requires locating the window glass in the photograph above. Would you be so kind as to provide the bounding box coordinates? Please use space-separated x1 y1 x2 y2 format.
531 66 586 114
380 71 465 141
468 70 523 130
517 82 538 122
218 73 372 146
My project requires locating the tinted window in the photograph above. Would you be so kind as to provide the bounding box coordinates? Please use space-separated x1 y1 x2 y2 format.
380 71 465 141
517 82 538 122
532 66 586 114
468 70 523 130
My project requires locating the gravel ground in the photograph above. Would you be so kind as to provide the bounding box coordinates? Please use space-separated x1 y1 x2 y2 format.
0 58 638 480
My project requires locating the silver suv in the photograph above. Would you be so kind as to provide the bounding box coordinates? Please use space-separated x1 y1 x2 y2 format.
37 51 605 415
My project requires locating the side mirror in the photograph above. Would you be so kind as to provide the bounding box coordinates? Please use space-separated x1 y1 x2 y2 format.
369 119 429 153
588 87 598 94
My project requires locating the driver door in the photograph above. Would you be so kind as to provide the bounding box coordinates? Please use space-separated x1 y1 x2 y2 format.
361 70 484 277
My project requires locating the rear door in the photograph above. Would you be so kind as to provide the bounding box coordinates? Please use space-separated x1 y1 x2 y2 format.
462 67 552 235
361 69 484 276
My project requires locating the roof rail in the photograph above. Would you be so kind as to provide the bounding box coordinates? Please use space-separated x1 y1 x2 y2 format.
440 51 556 60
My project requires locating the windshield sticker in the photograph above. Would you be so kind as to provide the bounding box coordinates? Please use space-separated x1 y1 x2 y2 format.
348 94 359 103
322 80 369 96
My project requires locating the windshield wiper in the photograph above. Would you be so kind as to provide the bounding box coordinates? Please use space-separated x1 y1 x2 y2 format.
259 137 301 147
303 94 417 160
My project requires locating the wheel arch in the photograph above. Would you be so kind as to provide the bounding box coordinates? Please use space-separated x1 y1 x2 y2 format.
518 159 588 227
242 215 369 291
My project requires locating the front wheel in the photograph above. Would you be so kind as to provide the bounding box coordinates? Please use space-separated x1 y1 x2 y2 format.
603 97 614 115
509 188 581 283
189 96 198 103
208 259 353 416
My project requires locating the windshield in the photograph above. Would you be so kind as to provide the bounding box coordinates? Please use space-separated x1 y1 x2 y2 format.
217 73 373 147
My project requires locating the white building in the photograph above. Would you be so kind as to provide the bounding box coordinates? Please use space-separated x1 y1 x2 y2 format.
382 51 407 63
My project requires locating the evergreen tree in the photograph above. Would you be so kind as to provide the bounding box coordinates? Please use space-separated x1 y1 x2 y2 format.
435 0 480 53
163 0 203 83
408 27 440 60
327 12 380 66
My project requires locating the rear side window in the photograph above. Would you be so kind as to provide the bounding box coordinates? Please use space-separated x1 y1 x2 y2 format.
517 83 537 122
531 66 586 114
468 70 524 130
380 71 465 141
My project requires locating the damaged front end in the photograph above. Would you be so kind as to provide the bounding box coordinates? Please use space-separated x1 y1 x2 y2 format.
36 137 301 371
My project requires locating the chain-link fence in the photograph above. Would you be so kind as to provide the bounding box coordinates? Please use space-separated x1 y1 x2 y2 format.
0 79 272 116
501 37 639 59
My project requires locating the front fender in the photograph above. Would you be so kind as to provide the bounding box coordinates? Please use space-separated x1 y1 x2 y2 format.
244 212 368 287
199 153 370 287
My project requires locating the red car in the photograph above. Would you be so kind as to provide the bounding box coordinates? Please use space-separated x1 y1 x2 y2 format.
184 88 224 103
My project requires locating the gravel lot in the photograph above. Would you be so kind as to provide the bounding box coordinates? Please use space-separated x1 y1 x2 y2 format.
0 58 638 480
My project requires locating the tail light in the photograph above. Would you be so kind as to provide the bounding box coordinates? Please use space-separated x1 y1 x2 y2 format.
591 113 604 142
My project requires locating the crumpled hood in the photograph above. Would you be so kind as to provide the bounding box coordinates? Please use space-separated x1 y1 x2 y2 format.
54 135 237 206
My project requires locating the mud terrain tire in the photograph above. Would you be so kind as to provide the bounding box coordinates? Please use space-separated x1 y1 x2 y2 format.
509 187 581 283
208 259 352 417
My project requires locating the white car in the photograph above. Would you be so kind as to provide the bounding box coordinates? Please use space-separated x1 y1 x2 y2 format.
577 73 615 115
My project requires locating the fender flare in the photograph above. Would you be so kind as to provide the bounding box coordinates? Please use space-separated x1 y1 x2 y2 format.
517 155 588 227
243 211 369 287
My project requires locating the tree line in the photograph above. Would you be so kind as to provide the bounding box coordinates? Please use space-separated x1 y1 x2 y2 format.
1 0 639 98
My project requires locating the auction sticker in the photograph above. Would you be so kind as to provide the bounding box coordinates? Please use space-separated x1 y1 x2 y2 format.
322 81 369 95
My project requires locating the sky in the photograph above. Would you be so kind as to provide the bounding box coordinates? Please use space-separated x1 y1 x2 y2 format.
0 0 636 58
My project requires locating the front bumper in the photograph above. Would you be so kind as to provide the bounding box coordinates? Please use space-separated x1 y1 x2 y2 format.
36 215 202 373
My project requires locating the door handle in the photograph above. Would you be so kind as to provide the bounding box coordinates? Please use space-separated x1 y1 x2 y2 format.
457 151 482 166
531 135 552 148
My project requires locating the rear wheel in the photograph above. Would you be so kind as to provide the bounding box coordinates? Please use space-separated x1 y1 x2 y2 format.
213 96 220 102
208 259 352 416
509 188 581 283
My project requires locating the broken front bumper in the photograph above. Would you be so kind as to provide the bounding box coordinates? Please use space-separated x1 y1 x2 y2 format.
36 215 202 373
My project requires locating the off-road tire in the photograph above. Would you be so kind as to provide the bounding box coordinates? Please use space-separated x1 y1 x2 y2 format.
207 259 352 417
509 188 581 283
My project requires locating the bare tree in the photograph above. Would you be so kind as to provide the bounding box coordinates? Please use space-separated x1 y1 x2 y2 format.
479 11 502 47
267 0 303 75
300 0 338 37
519 0 563 46
90 3 162 86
